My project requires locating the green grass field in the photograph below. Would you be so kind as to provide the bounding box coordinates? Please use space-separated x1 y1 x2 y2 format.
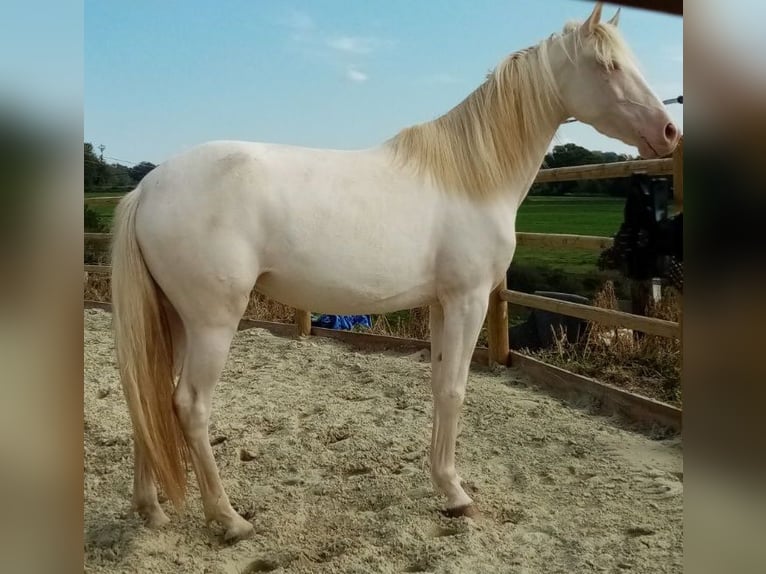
84 193 125 227
516 196 624 236
514 196 623 274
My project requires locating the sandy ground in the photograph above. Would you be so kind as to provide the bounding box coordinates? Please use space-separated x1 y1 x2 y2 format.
84 308 683 573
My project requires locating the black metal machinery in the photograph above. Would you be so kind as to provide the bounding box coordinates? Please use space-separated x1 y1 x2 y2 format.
598 173 683 292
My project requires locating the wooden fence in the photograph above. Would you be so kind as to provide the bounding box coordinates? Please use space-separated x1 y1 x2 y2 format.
485 143 683 366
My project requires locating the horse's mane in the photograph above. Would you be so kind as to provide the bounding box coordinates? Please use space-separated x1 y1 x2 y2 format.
387 21 632 199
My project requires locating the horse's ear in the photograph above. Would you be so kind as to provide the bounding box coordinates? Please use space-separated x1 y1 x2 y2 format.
583 2 603 35
607 7 621 27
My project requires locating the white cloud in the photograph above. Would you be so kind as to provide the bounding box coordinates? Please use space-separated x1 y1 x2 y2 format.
327 36 378 55
280 10 390 84
346 67 369 83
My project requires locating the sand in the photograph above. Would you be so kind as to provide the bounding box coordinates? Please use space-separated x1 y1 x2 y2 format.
84 308 682 573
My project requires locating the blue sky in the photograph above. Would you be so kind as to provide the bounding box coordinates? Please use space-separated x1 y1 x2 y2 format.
84 1 682 166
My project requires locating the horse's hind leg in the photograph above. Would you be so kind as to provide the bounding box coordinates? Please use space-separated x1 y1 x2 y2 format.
173 320 254 542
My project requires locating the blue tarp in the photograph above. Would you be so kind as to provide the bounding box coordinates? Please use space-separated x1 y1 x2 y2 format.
311 314 372 331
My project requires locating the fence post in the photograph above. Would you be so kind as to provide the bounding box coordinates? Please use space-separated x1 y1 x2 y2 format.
295 309 312 337
487 277 510 367
673 135 684 385
673 135 683 210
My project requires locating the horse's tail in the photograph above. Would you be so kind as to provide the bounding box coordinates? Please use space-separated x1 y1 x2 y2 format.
111 185 188 509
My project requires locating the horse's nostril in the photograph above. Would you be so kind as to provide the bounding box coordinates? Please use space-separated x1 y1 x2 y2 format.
664 122 678 142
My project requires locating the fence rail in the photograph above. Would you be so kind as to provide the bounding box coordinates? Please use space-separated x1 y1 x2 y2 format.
84 196 123 204
84 233 110 243
516 232 613 250
499 289 680 338
533 158 672 183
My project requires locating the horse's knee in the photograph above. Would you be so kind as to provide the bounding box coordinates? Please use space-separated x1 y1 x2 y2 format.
436 387 465 402
173 387 208 437
433 387 466 413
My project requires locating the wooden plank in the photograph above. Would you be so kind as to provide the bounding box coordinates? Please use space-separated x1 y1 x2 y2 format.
487 278 510 367
534 158 672 183
500 289 681 338
311 327 490 366
311 327 429 352
238 317 299 337
84 196 123 204
84 233 111 243
510 351 681 432
516 232 613 251
84 265 111 274
84 300 113 311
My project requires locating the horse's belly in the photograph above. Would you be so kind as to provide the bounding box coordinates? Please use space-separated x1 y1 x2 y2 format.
254 264 437 315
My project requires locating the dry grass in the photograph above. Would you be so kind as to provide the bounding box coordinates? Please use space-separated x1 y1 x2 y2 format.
529 281 682 405
244 291 294 323
368 307 430 340
84 273 111 302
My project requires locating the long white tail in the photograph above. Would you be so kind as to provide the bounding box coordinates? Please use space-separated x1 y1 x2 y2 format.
111 186 188 508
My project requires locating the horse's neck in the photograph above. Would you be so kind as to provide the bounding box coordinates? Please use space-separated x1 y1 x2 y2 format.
504 114 564 208
386 46 566 204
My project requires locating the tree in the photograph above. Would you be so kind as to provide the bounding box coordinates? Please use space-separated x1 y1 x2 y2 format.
544 143 599 168
129 161 157 182
84 142 157 192
84 142 108 190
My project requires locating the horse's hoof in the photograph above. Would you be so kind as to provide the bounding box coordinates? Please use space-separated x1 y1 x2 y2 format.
138 506 171 529
442 504 480 519
223 519 255 543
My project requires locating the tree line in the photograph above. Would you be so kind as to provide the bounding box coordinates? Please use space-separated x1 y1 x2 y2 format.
531 143 636 197
84 142 156 193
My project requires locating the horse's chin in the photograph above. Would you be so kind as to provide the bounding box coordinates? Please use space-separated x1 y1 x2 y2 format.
636 140 660 159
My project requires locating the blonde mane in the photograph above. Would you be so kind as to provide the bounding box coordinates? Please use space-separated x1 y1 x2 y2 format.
387 22 631 198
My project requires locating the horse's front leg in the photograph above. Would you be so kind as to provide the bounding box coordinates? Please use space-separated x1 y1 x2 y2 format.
429 289 489 516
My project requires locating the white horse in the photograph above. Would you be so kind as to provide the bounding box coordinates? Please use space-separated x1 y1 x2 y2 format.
111 3 679 542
